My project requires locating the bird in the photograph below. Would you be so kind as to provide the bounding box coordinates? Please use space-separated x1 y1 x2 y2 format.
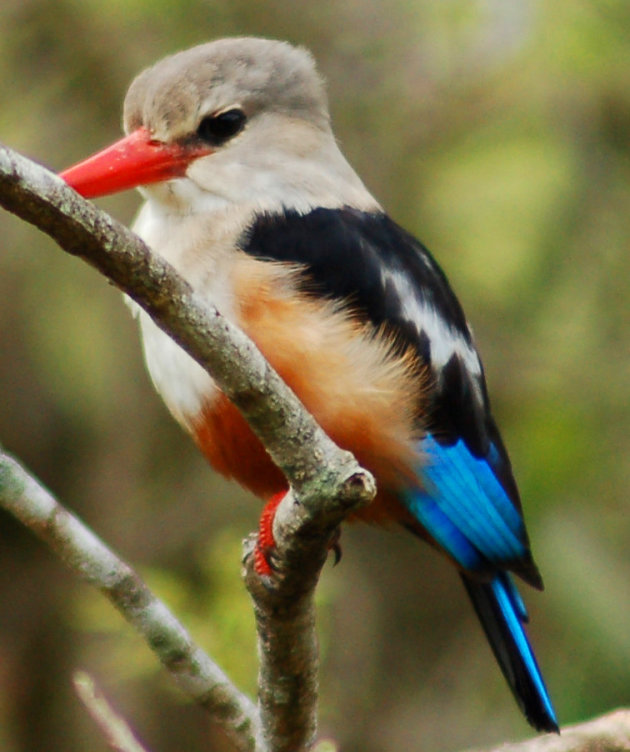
59 37 558 733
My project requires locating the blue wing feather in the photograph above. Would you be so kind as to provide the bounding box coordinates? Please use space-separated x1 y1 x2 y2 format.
403 435 527 571
405 493 484 570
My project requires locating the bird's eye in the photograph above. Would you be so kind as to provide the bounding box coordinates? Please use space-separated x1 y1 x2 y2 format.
197 108 247 145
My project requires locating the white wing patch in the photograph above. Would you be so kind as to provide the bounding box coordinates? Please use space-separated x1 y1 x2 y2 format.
382 267 483 377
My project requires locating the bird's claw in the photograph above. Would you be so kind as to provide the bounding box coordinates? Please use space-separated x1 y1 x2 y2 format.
253 491 286 582
329 528 343 566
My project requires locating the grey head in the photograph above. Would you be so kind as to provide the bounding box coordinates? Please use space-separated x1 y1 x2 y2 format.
121 37 376 213
123 37 330 140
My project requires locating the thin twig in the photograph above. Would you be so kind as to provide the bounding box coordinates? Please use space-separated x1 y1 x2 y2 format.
73 670 152 752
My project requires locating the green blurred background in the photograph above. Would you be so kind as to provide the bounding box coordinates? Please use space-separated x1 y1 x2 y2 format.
1 1 629 750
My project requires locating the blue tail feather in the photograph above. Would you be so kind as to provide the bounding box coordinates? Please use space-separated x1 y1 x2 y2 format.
501 567 529 623
462 573 558 732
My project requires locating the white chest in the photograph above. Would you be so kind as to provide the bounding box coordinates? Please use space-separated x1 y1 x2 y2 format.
129 199 248 429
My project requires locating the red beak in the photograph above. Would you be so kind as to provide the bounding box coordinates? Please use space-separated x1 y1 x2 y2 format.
60 127 213 199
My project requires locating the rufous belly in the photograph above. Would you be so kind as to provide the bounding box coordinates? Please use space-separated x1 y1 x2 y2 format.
191 256 429 527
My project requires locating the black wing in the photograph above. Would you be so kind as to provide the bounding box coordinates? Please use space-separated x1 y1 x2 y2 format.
240 206 509 467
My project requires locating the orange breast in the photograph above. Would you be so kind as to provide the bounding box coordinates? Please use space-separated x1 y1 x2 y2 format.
191 255 429 527
194 393 286 498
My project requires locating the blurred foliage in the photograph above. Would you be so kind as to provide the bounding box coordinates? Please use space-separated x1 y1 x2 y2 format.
0 1 629 751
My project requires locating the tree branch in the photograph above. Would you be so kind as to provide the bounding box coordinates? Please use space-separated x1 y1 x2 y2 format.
73 670 153 752
466 710 630 752
0 446 259 752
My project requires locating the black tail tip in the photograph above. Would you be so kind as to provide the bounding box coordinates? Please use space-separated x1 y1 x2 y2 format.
528 709 560 734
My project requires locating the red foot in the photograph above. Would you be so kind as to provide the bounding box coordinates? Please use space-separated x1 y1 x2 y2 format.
254 491 286 577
